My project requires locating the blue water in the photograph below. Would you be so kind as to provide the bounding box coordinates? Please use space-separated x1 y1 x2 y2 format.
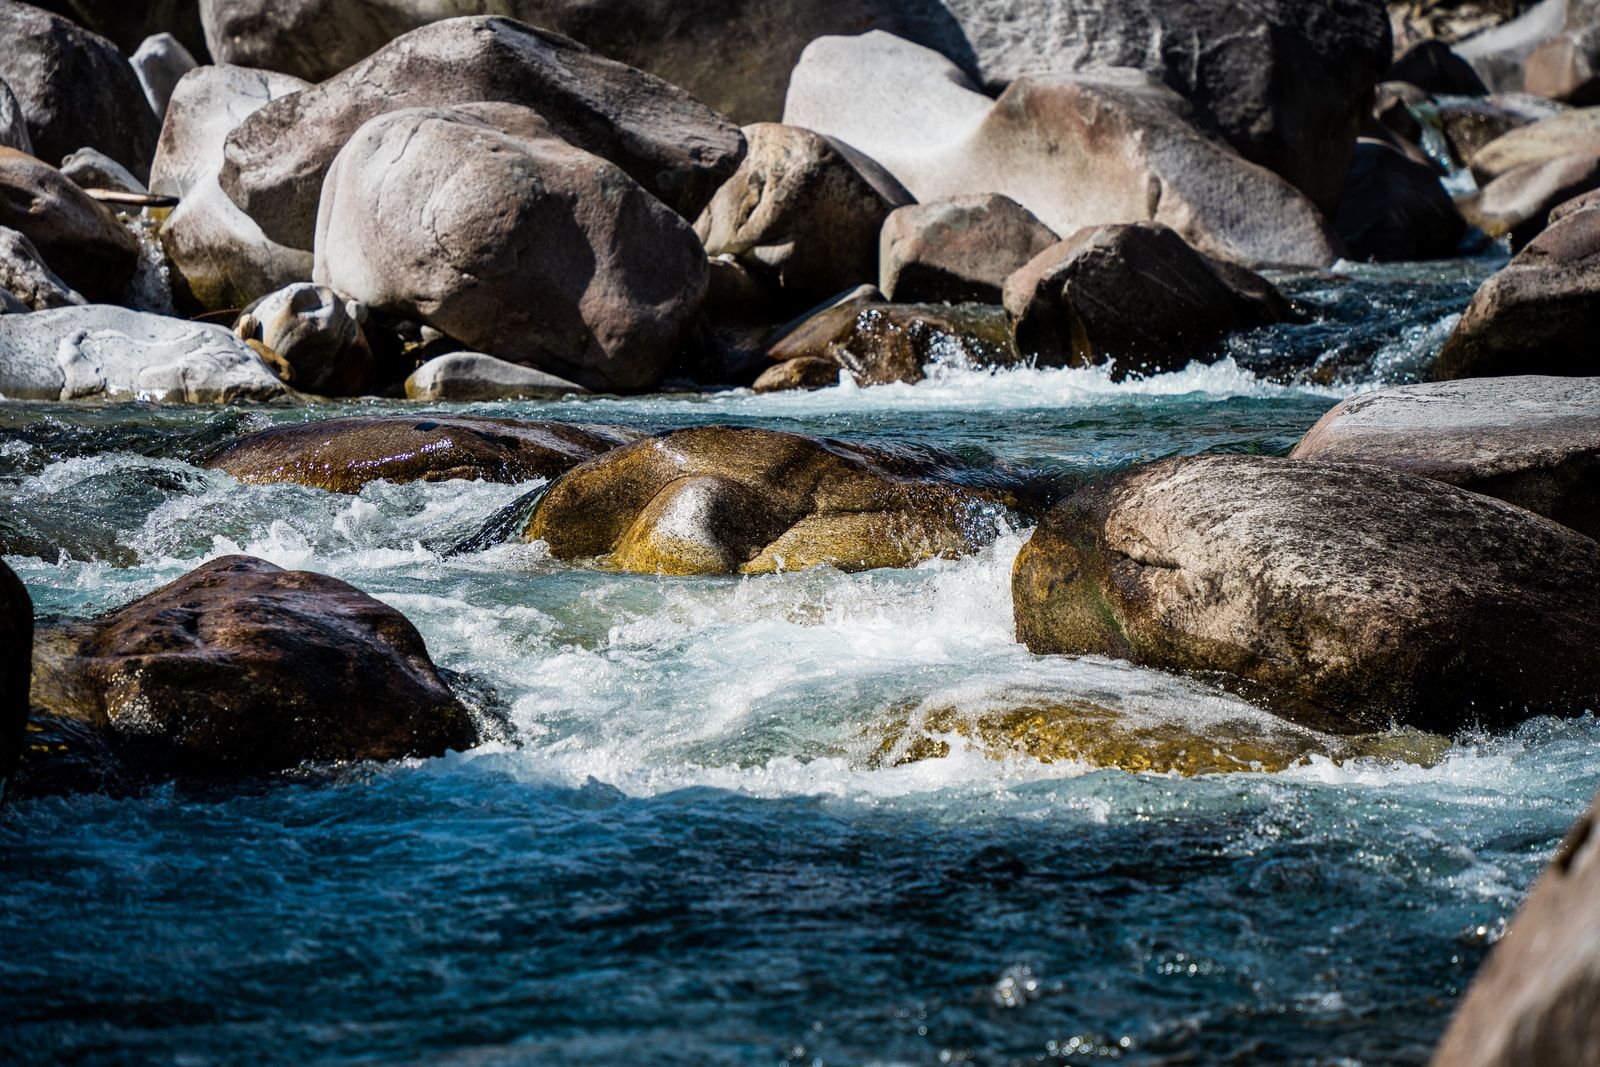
5 259 1592 1066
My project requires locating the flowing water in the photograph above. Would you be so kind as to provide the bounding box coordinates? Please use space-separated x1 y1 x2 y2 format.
4 260 1597 1066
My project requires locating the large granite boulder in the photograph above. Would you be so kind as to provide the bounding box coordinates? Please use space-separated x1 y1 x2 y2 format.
27 555 476 779
234 282 370 396
784 34 1341 270
0 558 30 792
1471 106 1600 182
0 225 83 310
879 194 1059 304
131 32 199 123
1292 376 1600 539
1459 152 1600 247
0 1 161 179
0 305 291 402
0 147 138 303
1333 138 1467 261
203 415 639 493
218 16 746 252
695 122 911 309
314 105 709 393
1012 453 1600 733
149 65 313 311
523 425 1008 575
1002 222 1297 378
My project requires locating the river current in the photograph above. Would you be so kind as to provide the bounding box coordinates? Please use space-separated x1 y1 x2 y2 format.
4 260 1596 1066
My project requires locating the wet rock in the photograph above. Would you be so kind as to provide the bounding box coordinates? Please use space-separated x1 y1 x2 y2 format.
1434 203 1600 379
218 16 745 252
149 65 313 312
1471 106 1600 182
523 425 1008 575
784 35 1341 270
1459 151 1600 246
751 356 841 394
1438 93 1568 171
1334 139 1467 261
1291 376 1600 539
0 79 30 155
26 555 475 779
234 283 370 396
131 32 198 123
766 297 1019 387
879 195 1059 305
0 1 161 180
406 352 587 402
1002 222 1296 379
695 123 911 309
0 305 290 402
203 415 639 493
60 147 145 195
1012 453 1600 733
0 557 30 791
1390 39 1491 96
0 225 83 310
0 147 138 303
1430 786 1600 1067
1456 0 1569 92
315 105 708 393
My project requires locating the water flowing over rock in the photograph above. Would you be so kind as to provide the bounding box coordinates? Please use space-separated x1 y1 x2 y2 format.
315 105 709 393
1334 139 1467 261
406 352 587 401
234 283 370 396
203 416 640 493
1012 453 1600 733
0 1 160 179
524 426 1010 575
0 225 84 310
0 557 30 793
219 16 746 252
879 194 1059 304
25 555 476 780
0 305 290 402
0 147 138 304
131 32 198 123
784 34 1341 270
1002 223 1297 378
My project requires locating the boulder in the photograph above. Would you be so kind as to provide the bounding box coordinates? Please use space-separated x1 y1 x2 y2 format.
1524 23 1600 102
1291 376 1600 539
1389 39 1491 95
784 35 1341 270
1429 787 1600 1067
1374 81 1431 146
0 1 161 180
0 147 138 302
26 555 475 779
1435 204 1600 379
219 16 746 252
1456 0 1569 92
1012 453 1600 733
149 65 314 311
59 147 145 195
203 415 639 493
1334 138 1467 261
0 305 290 401
0 225 83 310
879 194 1059 304
751 356 841 393
1438 92 1569 170
26 0 207 60
131 32 198 123
523 425 1008 575
765 298 1019 387
0 558 30 791
695 123 911 309
0 78 30 154
1002 222 1297 378
1471 106 1600 182
1459 151 1600 246
405 351 587 401
234 283 370 396
314 105 709 393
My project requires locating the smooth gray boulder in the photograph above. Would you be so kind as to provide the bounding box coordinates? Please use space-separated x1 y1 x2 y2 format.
0 225 84 310
218 16 746 252
149 65 313 311
406 352 587 401
1012 453 1600 733
1471 106 1600 182
235 282 370 396
314 105 708 392
784 35 1340 270
131 33 198 123
0 305 290 402
0 147 138 303
879 194 1058 304
60 148 146 195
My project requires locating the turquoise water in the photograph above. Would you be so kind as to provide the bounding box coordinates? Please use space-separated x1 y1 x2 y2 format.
6 260 1595 1066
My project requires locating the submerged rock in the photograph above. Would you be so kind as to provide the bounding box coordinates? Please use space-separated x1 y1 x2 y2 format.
523 426 1009 575
1291 376 1600 539
0 147 139 304
234 283 370 396
879 194 1059 305
203 415 639 493
405 352 587 402
0 557 30 792
1011 454 1600 733
1002 222 1296 378
26 555 476 780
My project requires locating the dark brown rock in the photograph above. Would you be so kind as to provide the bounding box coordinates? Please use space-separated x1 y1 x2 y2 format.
28 0 206 61
0 558 30 791
1334 138 1467 261
1012 453 1600 733
766 296 1020 387
202 416 641 494
879 194 1059 304
752 356 842 393
1459 151 1600 247
0 147 138 303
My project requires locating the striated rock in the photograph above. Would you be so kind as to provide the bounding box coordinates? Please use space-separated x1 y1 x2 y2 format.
1390 39 1491 95
0 557 29 791
0 225 83 310
765 297 1019 387
1002 222 1296 378
523 425 1008 575
315 105 709 393
1456 0 1569 92
1292 376 1600 539
219 16 746 252
1012 453 1600 733
1459 152 1600 247
1334 138 1467 261
0 1 161 180
131 32 198 123
0 147 138 303
26 555 475 779
0 305 290 402
235 283 369 396
1472 106 1600 182
0 79 30 154
406 351 587 401
879 194 1058 304
150 65 313 311
203 415 638 493
784 35 1341 270
1438 92 1569 170
695 122 911 309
